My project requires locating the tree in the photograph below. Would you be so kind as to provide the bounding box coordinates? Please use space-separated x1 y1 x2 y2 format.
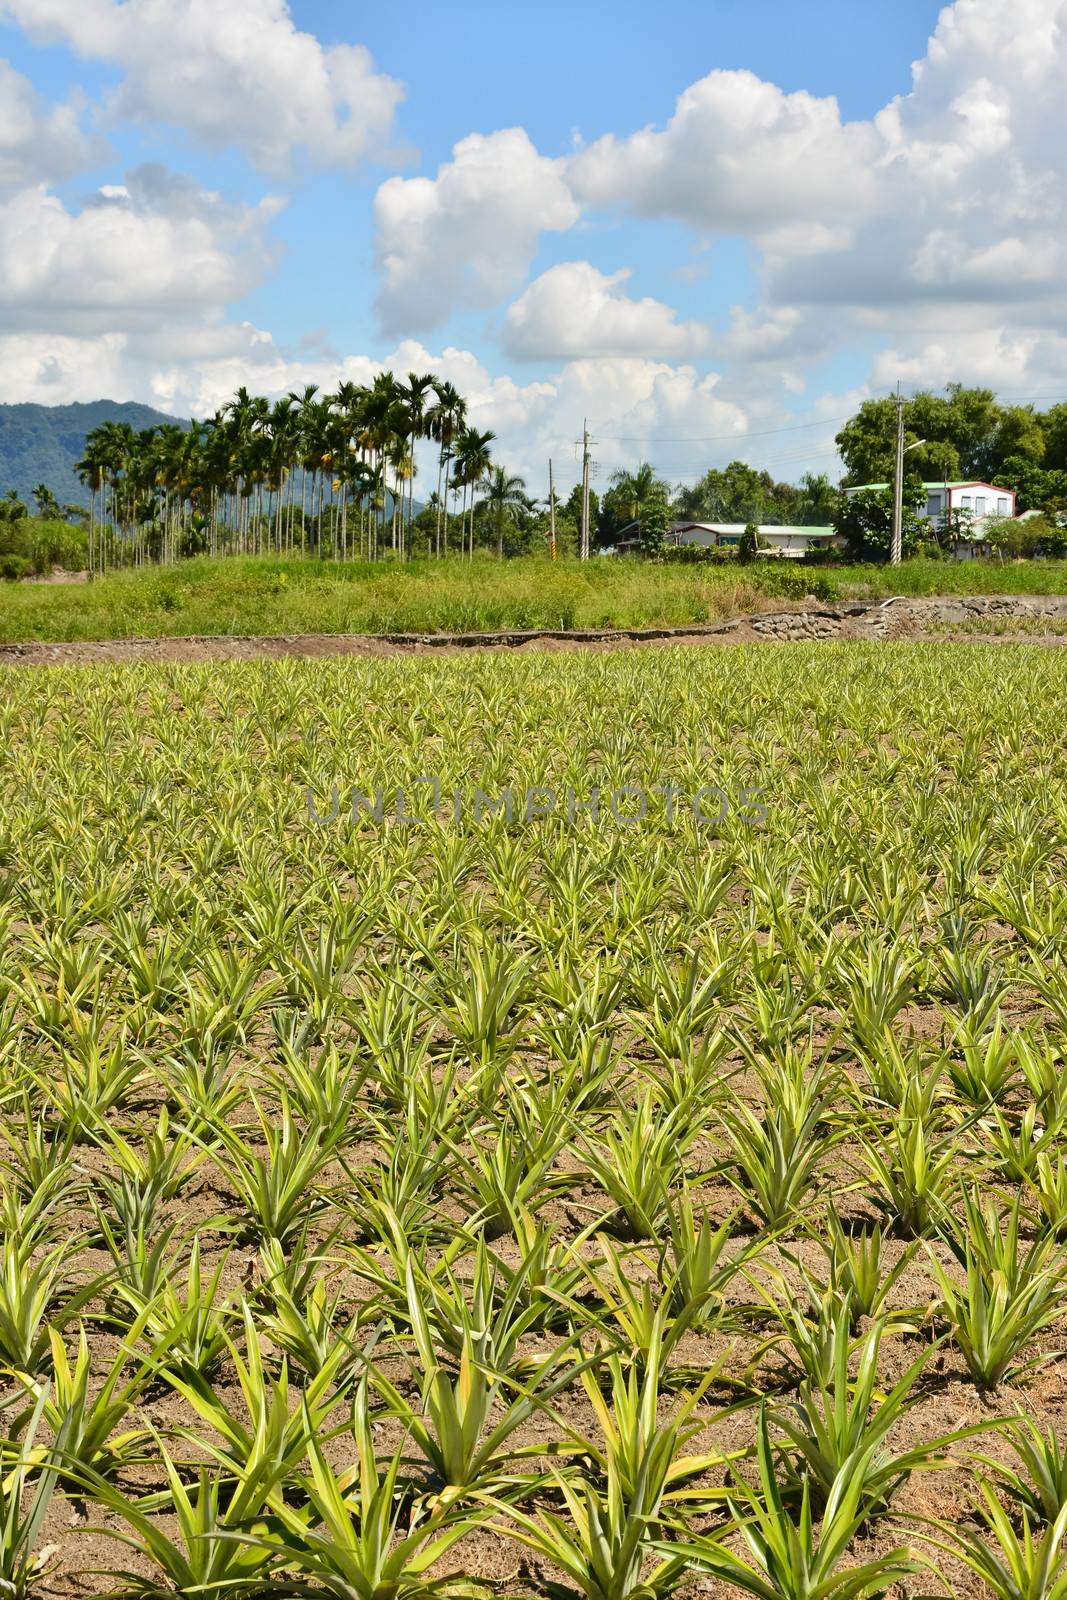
600 462 670 545
640 497 670 555
32 483 61 521
452 428 495 558
737 522 760 563
675 460 798 524
397 371 436 556
999 514 1067 558
836 396 960 485
563 485 597 547
796 473 840 526
832 479 928 562
0 489 28 524
986 403 1045 479
608 462 667 521
1043 403 1067 473
426 382 467 556
942 503 977 550
994 456 1067 515
836 385 1048 488
478 466 530 558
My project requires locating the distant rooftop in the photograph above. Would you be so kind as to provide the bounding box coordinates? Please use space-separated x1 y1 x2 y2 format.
845 481 1014 494
671 522 835 536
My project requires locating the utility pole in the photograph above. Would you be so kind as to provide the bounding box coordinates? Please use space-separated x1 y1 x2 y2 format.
548 458 557 561
890 387 905 568
580 419 591 561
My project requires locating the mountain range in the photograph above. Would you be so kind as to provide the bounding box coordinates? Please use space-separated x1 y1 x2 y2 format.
0 400 186 510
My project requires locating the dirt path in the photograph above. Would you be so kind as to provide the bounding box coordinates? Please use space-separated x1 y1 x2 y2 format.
0 610 865 665
1 595 1066 665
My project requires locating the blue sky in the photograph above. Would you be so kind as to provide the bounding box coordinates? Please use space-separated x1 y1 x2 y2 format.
0 0 1063 494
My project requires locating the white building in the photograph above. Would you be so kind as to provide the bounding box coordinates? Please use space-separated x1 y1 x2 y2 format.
844 480 1017 558
669 521 839 559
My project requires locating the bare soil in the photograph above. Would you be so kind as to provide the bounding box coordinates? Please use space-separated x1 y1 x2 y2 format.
4 596 1067 665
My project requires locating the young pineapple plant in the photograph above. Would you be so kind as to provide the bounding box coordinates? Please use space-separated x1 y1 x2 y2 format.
772 1305 987 1517
929 1189 1067 1388
663 1410 919 1600
934 1483 1067 1600
974 1419 1067 1527
576 1091 700 1240
4 628 1067 1592
807 1209 920 1329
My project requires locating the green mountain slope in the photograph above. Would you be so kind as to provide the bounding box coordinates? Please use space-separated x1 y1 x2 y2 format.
0 400 188 509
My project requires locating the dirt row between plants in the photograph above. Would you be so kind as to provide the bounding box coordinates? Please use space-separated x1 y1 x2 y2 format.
3 594 1067 665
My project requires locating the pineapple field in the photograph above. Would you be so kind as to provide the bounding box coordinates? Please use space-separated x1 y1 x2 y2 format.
2 640 1067 1598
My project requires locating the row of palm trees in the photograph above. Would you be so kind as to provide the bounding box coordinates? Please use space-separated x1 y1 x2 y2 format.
74 373 527 573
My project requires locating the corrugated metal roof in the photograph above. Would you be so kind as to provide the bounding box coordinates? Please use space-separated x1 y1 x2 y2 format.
671 522 835 536
845 481 1014 494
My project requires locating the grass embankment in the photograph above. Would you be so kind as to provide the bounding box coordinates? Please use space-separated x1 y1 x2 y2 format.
3 553 1067 642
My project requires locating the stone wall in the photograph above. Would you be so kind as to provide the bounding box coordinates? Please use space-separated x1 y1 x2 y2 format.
874 595 1067 636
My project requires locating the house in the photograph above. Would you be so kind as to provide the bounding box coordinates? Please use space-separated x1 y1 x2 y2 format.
669 521 840 559
844 480 1017 560
1017 507 1067 525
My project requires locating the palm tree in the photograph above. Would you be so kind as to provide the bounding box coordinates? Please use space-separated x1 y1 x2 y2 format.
478 467 528 559
32 484 61 522
75 444 105 575
0 489 27 523
608 462 665 529
452 428 496 559
427 382 466 557
96 421 136 560
71 370 477 571
288 385 320 555
397 371 436 558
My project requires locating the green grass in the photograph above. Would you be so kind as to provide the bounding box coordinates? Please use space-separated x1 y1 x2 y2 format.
942 615 1067 636
3 554 1067 643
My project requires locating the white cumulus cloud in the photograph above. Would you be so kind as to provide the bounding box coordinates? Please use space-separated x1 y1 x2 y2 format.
373 129 580 335
0 58 100 193
502 262 710 360
0 0 403 173
0 167 281 333
567 68 879 232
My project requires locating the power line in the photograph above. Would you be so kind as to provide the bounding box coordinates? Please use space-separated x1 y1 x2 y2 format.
592 413 856 445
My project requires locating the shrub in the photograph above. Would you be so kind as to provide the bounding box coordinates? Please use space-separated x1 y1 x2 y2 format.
738 521 760 563
755 561 840 602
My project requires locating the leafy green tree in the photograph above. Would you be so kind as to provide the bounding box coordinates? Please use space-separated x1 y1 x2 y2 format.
999 514 1067 558
738 521 760 563
832 479 927 561
994 456 1067 514
535 508 579 558
796 473 841 525
599 462 671 546
988 404 1046 478
835 398 905 484
837 397 959 485
1043 403 1067 472
639 497 670 554
836 385 1047 487
554 483 599 549
942 504 978 549
562 483 595 532
675 459 799 524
